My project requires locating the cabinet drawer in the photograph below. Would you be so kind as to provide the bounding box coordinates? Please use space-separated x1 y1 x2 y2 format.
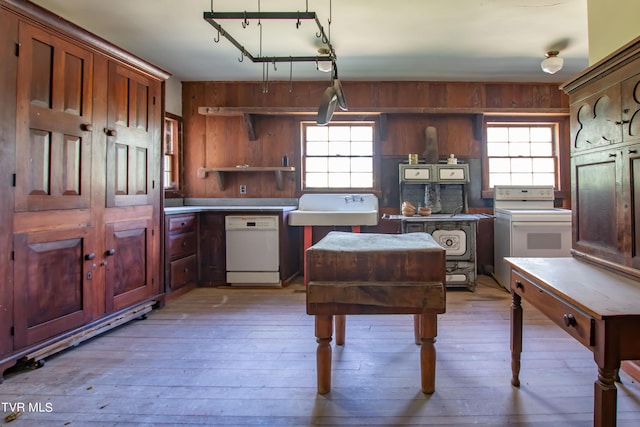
168 231 197 260
511 270 594 348
170 254 198 290
168 214 196 233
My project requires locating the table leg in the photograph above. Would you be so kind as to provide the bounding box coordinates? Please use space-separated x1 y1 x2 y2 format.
413 314 421 345
335 315 346 345
594 366 618 427
315 315 333 394
510 292 522 387
419 313 437 394
303 226 313 286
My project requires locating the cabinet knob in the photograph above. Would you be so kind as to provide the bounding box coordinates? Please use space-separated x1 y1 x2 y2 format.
181 222 186 226
184 268 189 273
104 128 117 137
615 120 630 125
563 313 577 327
80 123 93 132
84 252 95 261
515 280 523 290
609 153 617 158
105 248 116 256
630 149 638 154
182 241 187 246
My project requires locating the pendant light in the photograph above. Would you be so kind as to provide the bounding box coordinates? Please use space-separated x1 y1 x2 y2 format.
541 51 564 74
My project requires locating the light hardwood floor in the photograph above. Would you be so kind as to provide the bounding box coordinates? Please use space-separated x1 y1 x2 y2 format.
1 275 639 426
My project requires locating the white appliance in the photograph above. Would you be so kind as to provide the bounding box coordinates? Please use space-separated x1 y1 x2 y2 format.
493 185 571 290
225 216 280 286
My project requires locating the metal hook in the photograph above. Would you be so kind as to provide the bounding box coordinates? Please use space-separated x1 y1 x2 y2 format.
296 12 301 29
273 60 277 71
238 50 245 62
214 28 221 43
242 11 249 28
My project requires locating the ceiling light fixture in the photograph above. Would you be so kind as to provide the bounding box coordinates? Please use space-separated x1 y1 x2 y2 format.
541 50 564 74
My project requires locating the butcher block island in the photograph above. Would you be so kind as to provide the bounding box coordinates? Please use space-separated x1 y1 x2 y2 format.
306 231 446 395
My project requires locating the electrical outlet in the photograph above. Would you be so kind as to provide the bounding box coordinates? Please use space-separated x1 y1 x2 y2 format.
239 184 247 195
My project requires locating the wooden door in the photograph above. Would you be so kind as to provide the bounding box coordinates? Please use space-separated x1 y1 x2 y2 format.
15 22 93 212
105 62 159 208
104 218 155 313
13 227 94 348
571 149 624 264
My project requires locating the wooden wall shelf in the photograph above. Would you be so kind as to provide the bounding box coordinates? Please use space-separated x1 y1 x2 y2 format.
196 166 296 190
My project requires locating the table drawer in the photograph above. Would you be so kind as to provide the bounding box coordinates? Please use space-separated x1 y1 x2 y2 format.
170 254 198 290
511 270 594 348
168 214 196 233
168 231 197 260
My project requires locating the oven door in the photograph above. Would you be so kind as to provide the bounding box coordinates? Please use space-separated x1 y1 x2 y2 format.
511 221 571 257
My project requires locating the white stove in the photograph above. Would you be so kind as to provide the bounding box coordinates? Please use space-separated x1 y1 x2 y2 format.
493 185 572 289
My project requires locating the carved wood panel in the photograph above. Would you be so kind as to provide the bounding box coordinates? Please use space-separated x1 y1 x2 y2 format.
621 73 640 141
15 22 93 212
13 227 93 348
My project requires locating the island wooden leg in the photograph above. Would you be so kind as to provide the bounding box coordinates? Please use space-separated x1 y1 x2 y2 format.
419 313 437 394
315 314 333 394
510 291 522 387
335 315 346 345
594 366 618 427
413 314 421 345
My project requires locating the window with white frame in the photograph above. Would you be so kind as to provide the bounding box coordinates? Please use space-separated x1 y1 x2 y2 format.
485 122 559 188
302 122 374 189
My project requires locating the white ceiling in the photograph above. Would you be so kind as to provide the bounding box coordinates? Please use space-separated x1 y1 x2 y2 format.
29 0 589 83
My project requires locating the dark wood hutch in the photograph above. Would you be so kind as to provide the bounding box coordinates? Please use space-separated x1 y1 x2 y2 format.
0 0 169 380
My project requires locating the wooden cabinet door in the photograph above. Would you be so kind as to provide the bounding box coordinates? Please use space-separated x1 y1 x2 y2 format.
199 213 226 285
623 144 640 269
569 85 621 152
104 218 157 313
105 62 160 208
15 22 93 212
572 149 625 264
13 227 94 348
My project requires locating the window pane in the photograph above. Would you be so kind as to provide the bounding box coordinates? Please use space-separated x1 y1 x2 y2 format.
329 140 351 156
487 127 509 142
530 127 552 142
328 173 351 187
489 158 510 173
487 142 509 157
352 127 373 141
306 157 327 172
307 126 328 141
328 126 350 140
351 140 373 155
351 157 373 172
490 173 512 187
327 157 350 172
509 142 530 157
306 141 328 156
512 173 533 185
509 127 530 142
511 158 532 172
532 158 555 172
531 142 552 156
533 173 555 186
306 173 327 187
351 172 373 187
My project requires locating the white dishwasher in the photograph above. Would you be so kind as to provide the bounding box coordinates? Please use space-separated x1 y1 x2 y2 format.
225 216 280 286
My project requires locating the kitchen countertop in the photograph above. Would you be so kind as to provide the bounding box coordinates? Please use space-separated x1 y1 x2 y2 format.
165 206 297 215
383 213 490 222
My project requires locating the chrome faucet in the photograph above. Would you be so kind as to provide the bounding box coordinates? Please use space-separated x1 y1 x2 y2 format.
450 206 463 217
344 195 365 203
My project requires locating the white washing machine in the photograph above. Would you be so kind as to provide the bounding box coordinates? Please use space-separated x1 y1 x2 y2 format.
493 185 572 290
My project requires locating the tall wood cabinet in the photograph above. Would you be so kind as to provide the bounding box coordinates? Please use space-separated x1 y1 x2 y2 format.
0 0 169 380
561 36 640 379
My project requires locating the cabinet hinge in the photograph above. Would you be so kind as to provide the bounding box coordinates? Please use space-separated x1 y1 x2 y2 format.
15 43 20 57
152 180 155 189
12 173 16 187
10 326 14 336
151 229 155 236
10 251 14 261
153 96 156 105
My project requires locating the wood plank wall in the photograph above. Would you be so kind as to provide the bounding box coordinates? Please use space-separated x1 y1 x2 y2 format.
181 81 569 213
